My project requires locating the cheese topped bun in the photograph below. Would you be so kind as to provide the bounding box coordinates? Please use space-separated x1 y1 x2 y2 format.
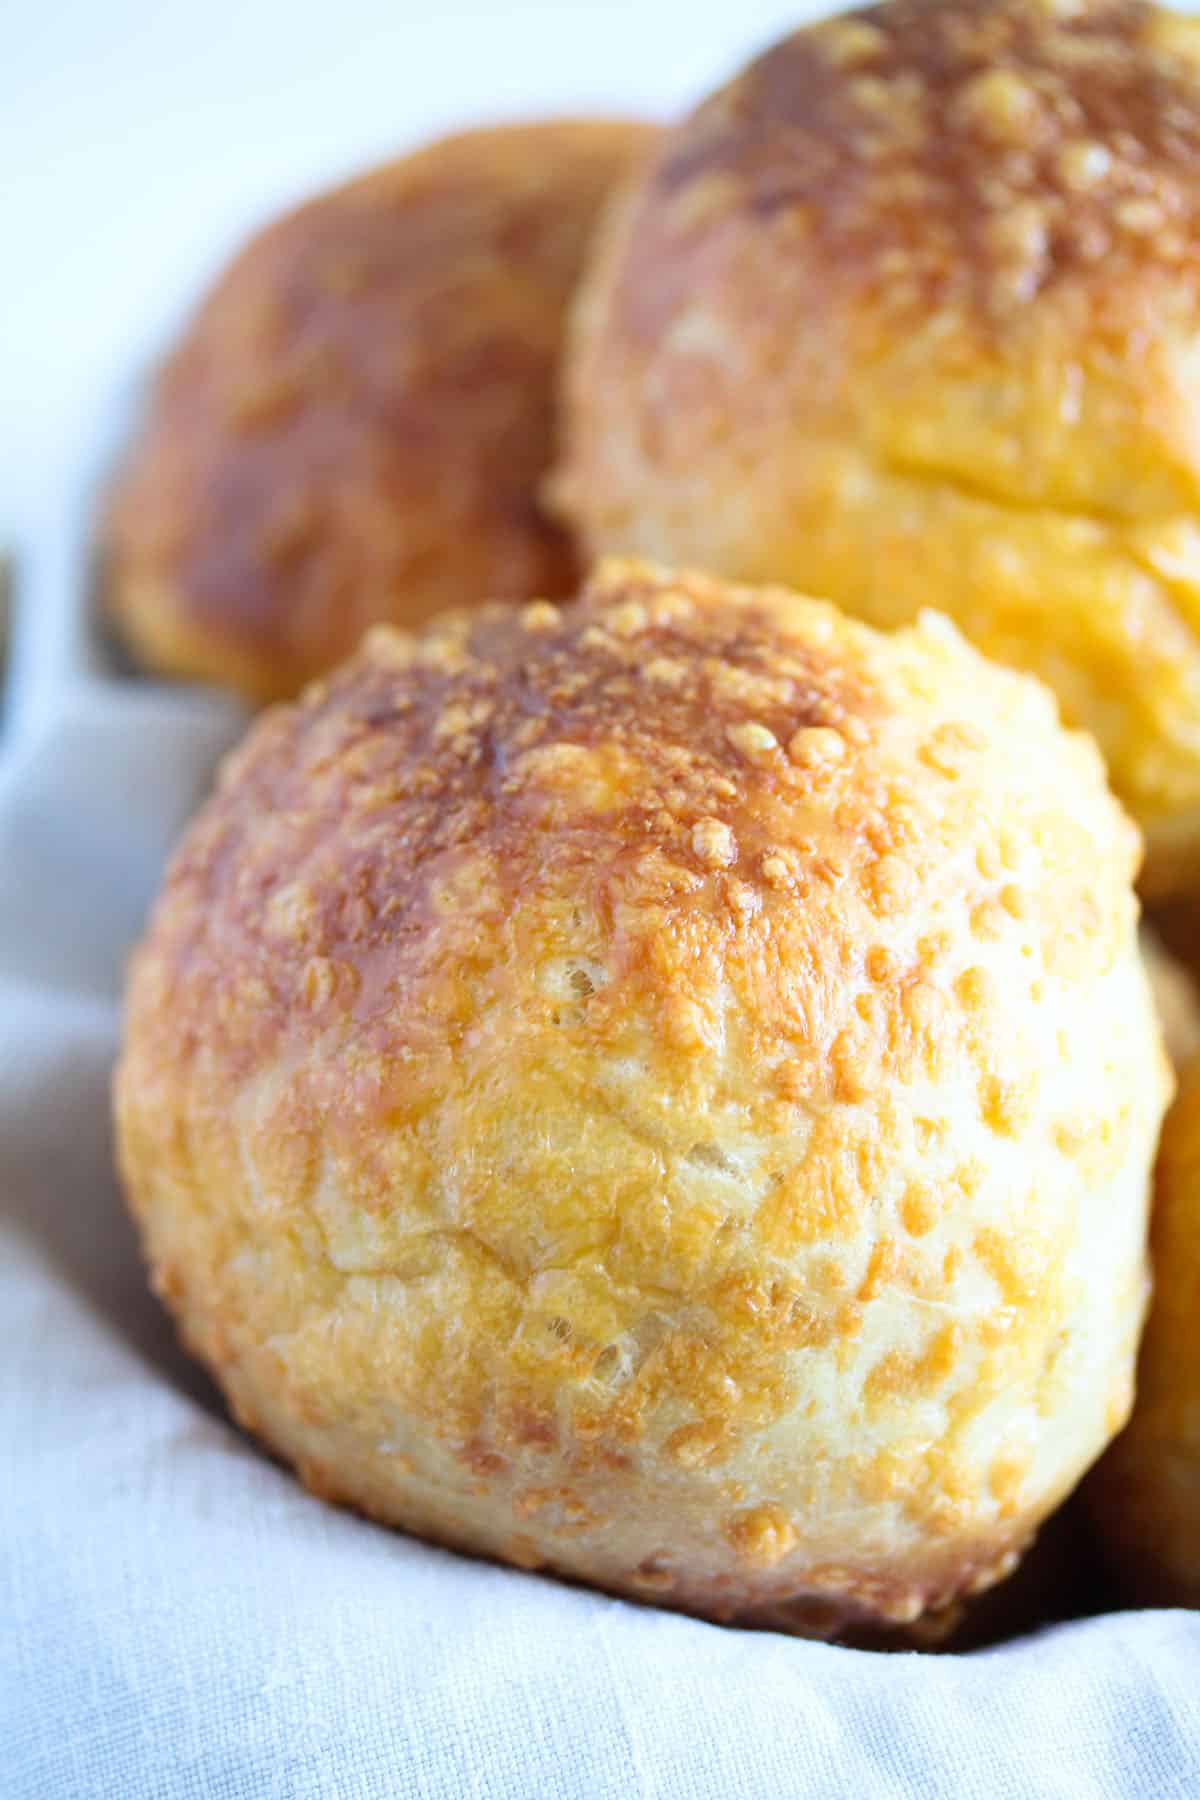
106 119 658 703
555 0 1200 894
115 560 1168 1637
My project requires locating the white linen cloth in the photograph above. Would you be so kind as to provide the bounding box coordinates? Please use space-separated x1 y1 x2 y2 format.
3 677 1200 1800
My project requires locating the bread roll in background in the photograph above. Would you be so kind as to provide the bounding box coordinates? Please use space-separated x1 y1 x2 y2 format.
104 119 658 703
1085 921 1200 1609
1146 893 1200 994
115 559 1168 1639
944 934 1197 1647
554 0 1200 896
1089 1053 1200 1608
1142 926 1200 1071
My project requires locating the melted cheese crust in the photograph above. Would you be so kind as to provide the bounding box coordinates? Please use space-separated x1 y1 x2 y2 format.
116 559 1168 1634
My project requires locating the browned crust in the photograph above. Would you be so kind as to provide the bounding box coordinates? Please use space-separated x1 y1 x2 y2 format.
105 118 660 703
636 0 1200 340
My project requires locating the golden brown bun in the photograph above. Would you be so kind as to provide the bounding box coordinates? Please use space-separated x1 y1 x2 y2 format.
1089 1054 1200 1607
1146 893 1200 987
115 559 1168 1636
555 0 1200 895
105 119 659 703
1142 926 1200 1069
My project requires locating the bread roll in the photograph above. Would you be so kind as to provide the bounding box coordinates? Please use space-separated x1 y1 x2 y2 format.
1089 1054 1200 1607
115 559 1168 1637
1142 927 1200 1070
105 119 658 703
555 0 1200 894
